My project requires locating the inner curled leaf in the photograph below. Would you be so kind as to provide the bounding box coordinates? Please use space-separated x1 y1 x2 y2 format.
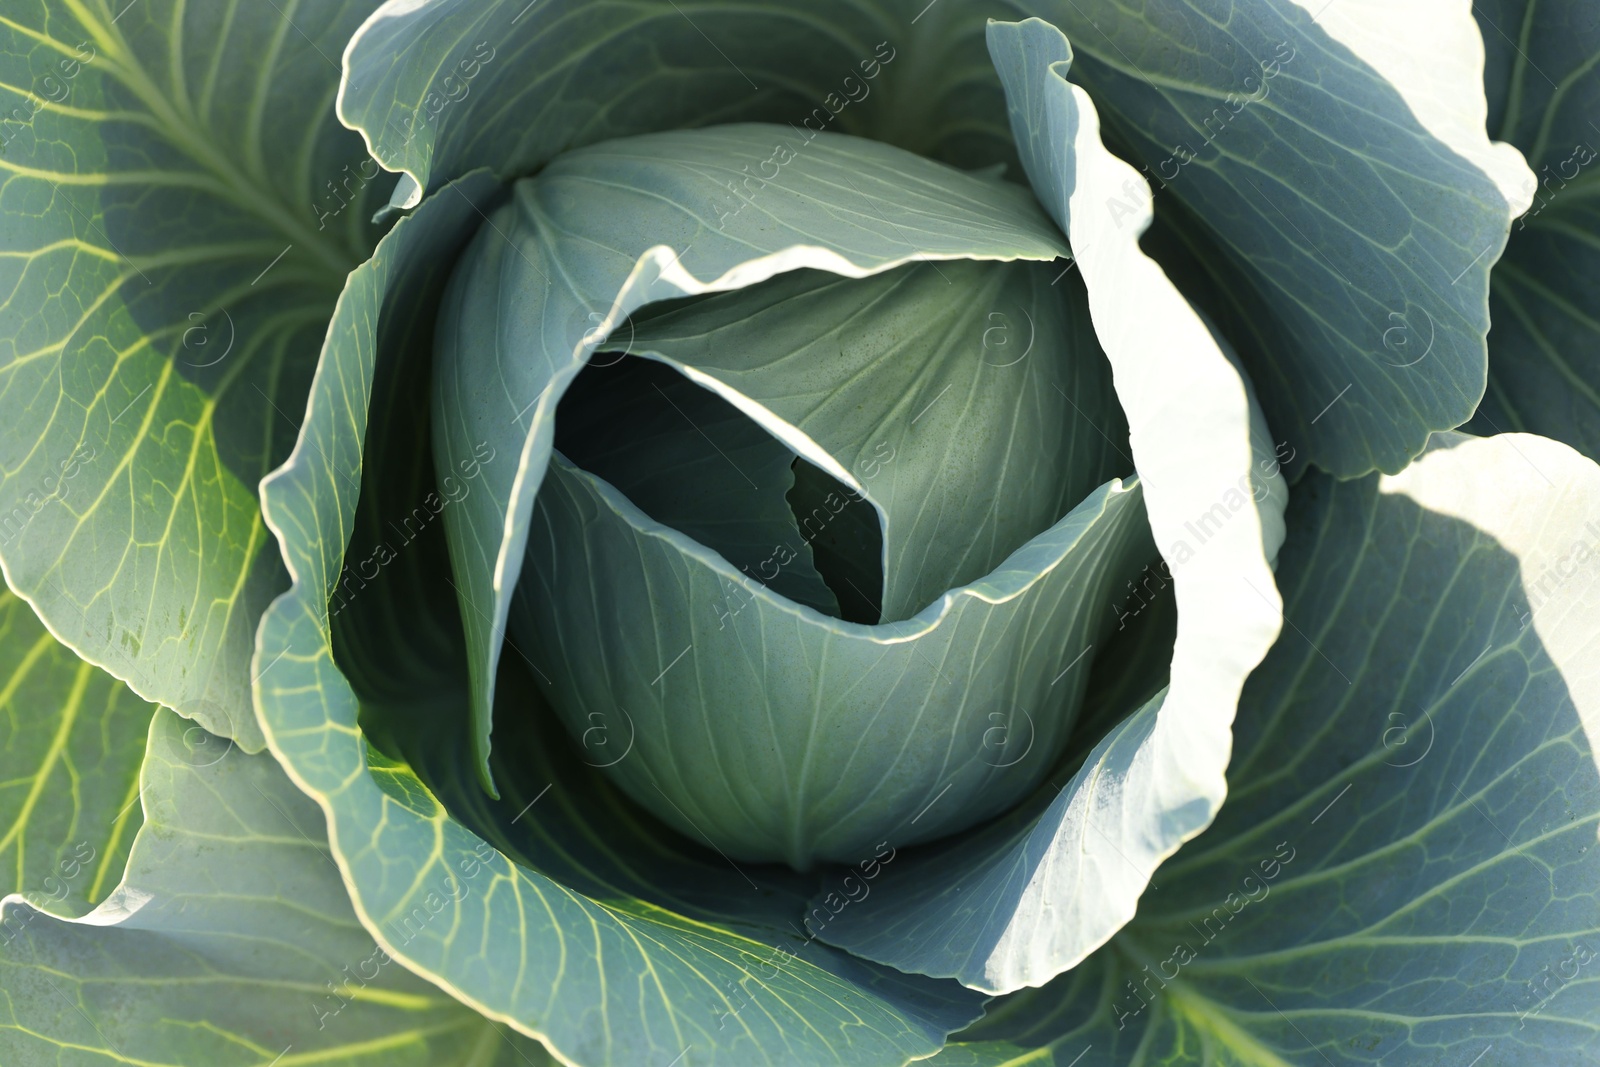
553 353 885 623
591 258 1130 624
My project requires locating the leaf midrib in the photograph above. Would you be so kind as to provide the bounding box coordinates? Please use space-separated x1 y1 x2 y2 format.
59 0 358 281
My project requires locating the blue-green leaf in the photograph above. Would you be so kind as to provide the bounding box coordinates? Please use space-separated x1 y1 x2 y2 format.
0 0 389 743
931 432 1600 1065
338 0 1021 202
1470 0 1600 463
802 17 1287 996
430 124 1072 789
514 454 1148 866
255 158 986 1066
1025 0 1531 475
0 707 554 1066
609 256 1128 623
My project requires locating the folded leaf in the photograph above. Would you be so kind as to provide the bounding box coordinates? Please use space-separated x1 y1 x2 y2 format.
610 257 1128 623
430 124 1072 788
256 163 987 1067
514 454 1148 866
553 356 841 616
804 17 1286 995
0 0 388 744
1470 0 1600 463
0 707 554 1066
932 432 1600 1065
0 580 150 916
1029 0 1531 475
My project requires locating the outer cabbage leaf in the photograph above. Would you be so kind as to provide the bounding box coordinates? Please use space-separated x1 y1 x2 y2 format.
254 166 986 1066
324 0 1536 483
0 579 150 916
430 124 1073 788
1470 0 1600 463
930 433 1600 1065
0 0 389 744
0 707 554 1067
1029 0 1532 475
806 17 1287 996
339 0 1534 478
337 0 1026 205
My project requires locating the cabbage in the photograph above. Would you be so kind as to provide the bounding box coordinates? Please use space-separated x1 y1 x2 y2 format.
2 3 1596 1065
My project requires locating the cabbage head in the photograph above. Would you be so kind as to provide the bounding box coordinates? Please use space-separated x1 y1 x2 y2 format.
2 2 1599 1066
